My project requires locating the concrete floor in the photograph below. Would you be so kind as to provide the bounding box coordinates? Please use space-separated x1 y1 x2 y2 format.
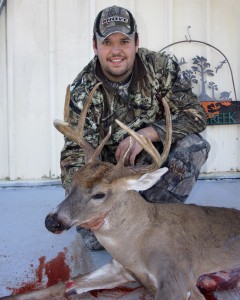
0 178 240 299
186 178 240 209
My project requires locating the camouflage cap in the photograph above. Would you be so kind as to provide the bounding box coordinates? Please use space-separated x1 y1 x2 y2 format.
93 6 138 41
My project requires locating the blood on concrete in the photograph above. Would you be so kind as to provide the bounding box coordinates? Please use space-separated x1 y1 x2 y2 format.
7 248 70 295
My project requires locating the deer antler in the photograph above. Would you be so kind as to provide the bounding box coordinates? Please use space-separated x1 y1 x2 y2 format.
54 82 111 163
115 97 172 175
55 84 172 172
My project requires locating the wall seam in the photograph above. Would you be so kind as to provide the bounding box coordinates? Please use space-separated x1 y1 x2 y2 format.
49 0 57 178
6 0 16 180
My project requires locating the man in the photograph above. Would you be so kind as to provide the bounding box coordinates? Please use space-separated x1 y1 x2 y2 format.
60 5 210 250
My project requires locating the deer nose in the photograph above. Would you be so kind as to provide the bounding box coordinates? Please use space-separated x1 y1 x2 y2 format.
45 213 67 234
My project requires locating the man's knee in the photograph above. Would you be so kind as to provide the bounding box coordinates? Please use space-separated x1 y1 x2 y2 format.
168 134 210 176
141 134 210 204
76 226 104 250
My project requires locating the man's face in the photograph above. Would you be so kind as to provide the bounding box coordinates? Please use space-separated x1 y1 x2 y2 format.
93 32 139 83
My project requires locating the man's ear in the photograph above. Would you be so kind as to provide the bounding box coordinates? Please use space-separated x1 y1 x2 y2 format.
92 38 97 55
135 34 139 53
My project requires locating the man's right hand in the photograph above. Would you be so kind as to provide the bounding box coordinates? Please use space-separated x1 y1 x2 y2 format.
115 127 160 166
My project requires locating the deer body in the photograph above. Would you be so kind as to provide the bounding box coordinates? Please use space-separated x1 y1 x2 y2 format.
46 161 240 300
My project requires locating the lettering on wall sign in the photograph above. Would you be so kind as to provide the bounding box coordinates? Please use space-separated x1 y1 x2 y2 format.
201 101 240 125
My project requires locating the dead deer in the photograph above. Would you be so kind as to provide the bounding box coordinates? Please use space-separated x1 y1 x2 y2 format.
3 83 240 300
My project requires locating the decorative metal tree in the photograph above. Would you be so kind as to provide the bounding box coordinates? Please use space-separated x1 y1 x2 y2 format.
191 56 214 101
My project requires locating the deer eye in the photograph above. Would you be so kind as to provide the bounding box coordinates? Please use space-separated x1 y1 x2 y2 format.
92 193 105 200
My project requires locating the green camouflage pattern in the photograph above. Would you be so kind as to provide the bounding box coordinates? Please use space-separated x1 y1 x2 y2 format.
60 48 207 192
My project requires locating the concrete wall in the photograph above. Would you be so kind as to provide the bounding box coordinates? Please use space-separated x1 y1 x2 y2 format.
0 0 240 180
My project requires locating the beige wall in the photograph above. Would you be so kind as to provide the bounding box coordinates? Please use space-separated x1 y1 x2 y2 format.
0 0 240 180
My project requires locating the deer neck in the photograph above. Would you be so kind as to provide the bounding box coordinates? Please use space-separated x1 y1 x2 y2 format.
95 190 153 239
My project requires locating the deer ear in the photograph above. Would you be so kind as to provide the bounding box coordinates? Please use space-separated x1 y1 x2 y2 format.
125 167 168 191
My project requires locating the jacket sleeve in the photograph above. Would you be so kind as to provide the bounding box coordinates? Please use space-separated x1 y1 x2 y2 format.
152 56 207 144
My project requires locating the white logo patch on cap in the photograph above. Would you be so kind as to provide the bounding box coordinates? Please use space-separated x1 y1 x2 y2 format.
102 17 128 24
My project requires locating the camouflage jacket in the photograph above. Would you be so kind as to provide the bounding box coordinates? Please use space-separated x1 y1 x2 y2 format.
60 48 206 192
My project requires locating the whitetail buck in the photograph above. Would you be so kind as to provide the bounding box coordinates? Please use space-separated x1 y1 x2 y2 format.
2 83 240 300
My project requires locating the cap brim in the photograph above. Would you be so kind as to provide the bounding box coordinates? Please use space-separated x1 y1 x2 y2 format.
96 31 135 42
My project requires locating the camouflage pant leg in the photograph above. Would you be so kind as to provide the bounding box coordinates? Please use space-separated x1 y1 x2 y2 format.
76 226 104 250
140 133 211 204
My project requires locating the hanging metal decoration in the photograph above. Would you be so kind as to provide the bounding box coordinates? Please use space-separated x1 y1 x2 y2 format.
160 27 240 125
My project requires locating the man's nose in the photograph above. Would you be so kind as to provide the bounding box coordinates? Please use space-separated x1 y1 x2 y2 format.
111 45 122 54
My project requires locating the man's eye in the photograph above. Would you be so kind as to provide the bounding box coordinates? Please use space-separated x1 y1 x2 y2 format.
92 193 105 200
102 40 110 45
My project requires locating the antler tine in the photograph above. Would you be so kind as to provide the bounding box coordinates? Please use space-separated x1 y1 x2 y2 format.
115 120 161 174
89 126 112 162
115 137 133 170
64 85 71 122
76 82 102 136
160 97 172 163
115 97 172 175
54 82 103 163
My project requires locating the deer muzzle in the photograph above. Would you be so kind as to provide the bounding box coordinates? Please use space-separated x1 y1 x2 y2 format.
45 213 70 234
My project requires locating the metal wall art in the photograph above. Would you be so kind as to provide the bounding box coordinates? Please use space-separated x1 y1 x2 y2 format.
160 32 240 126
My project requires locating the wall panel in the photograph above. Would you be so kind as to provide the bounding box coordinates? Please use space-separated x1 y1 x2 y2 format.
0 0 239 180
8 0 51 179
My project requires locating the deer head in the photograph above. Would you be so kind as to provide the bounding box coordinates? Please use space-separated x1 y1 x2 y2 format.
45 83 172 234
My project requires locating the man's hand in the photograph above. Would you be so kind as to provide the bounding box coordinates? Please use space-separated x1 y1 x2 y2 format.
115 127 160 166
